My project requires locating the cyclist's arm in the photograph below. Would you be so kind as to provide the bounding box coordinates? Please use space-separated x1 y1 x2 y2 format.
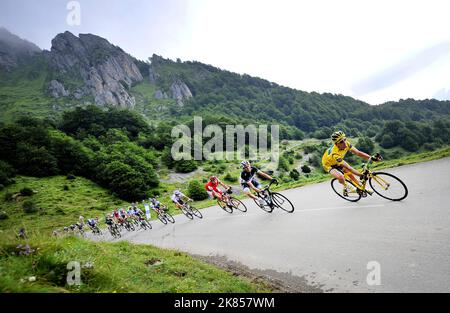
350 147 371 160
182 194 192 202
257 170 273 181
247 180 263 193
219 180 230 189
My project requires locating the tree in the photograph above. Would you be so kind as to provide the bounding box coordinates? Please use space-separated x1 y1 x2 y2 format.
380 134 395 149
357 137 375 154
15 143 58 177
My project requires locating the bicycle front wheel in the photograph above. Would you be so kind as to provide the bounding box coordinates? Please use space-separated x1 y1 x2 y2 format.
331 178 362 202
231 198 247 212
369 172 408 201
164 212 176 224
158 213 168 225
271 193 295 213
253 197 273 213
190 206 203 219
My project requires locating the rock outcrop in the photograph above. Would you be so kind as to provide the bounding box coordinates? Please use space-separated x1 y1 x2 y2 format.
170 79 193 105
48 80 70 98
47 31 143 108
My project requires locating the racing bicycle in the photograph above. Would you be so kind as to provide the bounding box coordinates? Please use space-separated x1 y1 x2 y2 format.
254 180 295 213
217 188 247 214
180 200 203 219
330 155 408 202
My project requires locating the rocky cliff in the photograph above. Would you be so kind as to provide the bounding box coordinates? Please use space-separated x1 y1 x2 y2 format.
47 31 143 108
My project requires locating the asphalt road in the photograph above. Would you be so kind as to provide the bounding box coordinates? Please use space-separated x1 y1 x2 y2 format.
97 157 450 292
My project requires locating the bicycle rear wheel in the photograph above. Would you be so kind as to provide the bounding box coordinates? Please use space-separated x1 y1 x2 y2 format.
253 197 274 213
369 172 408 201
231 198 247 212
271 192 295 213
331 178 362 202
181 206 194 219
218 199 233 213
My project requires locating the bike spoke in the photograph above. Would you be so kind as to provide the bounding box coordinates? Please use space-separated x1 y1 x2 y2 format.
370 172 408 201
331 178 362 202
271 193 295 213
231 198 247 212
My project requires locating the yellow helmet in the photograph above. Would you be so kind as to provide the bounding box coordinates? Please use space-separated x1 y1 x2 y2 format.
331 131 346 144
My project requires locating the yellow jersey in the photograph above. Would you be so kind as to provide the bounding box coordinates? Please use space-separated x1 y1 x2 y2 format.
322 141 354 172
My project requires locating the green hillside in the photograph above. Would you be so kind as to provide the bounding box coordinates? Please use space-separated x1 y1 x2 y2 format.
0 175 271 293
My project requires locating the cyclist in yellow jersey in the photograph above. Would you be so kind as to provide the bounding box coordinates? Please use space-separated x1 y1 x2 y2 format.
322 131 382 195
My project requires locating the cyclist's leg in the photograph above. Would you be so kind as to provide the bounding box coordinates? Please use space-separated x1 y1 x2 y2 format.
206 190 215 200
242 184 258 200
330 168 345 185
174 201 183 210
212 190 223 201
340 162 362 187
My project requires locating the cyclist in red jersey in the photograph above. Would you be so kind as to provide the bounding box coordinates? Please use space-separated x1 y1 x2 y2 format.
205 176 230 201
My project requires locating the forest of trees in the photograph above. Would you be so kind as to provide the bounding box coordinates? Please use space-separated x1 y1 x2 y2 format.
0 107 163 200
148 55 450 150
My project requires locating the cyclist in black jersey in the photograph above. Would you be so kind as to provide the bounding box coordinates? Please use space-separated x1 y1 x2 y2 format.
240 160 277 207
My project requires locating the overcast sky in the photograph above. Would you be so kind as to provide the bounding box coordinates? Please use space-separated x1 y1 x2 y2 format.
1 0 450 105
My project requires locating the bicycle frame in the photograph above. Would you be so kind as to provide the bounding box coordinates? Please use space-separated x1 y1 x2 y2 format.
342 158 390 194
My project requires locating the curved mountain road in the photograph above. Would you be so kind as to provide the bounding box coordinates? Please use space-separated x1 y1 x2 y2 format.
94 157 450 292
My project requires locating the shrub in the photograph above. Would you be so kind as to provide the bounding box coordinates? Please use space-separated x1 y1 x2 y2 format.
63 185 69 191
66 174 76 180
301 165 312 173
23 200 38 214
289 169 300 180
278 156 290 172
174 160 198 173
223 172 237 183
187 180 208 201
20 187 34 196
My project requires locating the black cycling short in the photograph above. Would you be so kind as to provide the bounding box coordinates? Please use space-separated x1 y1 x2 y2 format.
329 165 345 174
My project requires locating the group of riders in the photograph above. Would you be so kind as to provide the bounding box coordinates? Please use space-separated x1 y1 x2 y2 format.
54 130 382 237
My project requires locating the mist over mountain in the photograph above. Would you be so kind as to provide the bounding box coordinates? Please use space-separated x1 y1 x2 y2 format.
0 27 41 71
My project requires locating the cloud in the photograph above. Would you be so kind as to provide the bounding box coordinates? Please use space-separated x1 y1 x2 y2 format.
351 40 450 97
